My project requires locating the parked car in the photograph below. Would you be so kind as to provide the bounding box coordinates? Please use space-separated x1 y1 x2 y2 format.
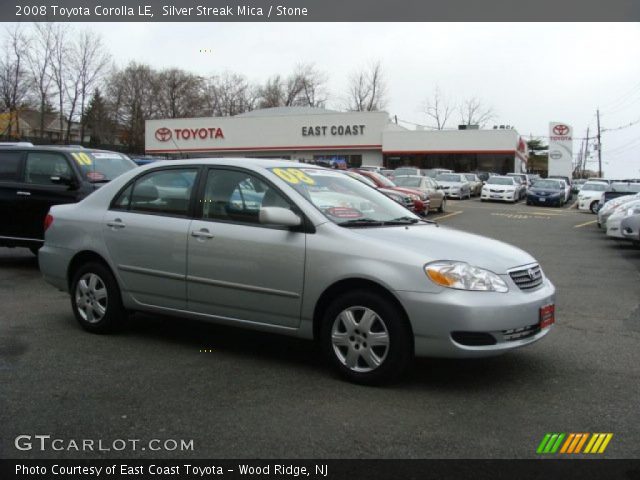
344 170 422 215
357 165 385 173
40 159 556 385
620 213 640 246
526 179 567 207
577 181 609 213
394 167 423 177
462 173 483 196
351 169 428 216
572 179 587 194
597 193 640 228
606 200 640 239
434 173 472 199
0 145 137 254
480 176 520 203
380 169 395 180
505 174 527 200
548 176 572 202
393 175 446 213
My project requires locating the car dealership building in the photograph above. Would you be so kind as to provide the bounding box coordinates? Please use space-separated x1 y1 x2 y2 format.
145 107 529 173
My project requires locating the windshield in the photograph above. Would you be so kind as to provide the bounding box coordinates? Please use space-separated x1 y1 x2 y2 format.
71 150 137 182
532 180 562 189
395 168 418 176
436 174 462 182
582 183 607 192
269 167 421 226
464 174 477 181
487 177 515 185
394 176 422 187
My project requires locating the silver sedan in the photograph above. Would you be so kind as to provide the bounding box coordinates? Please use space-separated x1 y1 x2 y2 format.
40 159 555 385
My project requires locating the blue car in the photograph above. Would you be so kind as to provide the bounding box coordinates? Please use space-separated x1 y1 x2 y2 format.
527 179 566 207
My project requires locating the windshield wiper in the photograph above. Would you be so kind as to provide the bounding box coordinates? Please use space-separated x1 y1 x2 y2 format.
339 218 385 227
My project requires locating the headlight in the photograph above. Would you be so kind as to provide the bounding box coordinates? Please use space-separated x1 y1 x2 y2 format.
408 193 419 200
424 261 509 293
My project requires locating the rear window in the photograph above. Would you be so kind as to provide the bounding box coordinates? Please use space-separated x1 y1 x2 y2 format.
0 151 22 181
70 150 137 182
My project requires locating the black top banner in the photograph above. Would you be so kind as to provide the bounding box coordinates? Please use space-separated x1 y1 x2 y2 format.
7 0 640 22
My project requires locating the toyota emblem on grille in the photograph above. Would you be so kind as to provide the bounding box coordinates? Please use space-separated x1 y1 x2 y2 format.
528 268 537 280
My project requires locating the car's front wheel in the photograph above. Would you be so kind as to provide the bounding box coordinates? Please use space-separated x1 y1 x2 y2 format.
320 290 413 385
71 262 125 333
438 198 446 213
590 201 599 214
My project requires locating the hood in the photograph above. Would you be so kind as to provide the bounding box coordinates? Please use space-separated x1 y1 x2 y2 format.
438 181 464 187
350 224 536 274
486 184 516 190
391 187 423 196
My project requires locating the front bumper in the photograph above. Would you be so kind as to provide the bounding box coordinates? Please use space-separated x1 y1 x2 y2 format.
396 278 556 358
606 218 625 238
528 194 562 206
481 190 517 202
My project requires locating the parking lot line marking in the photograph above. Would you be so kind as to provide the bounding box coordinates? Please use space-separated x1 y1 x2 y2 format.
435 210 462 221
574 220 597 228
518 211 565 216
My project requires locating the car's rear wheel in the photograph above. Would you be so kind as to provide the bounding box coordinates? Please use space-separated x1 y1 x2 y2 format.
320 290 413 385
71 262 125 334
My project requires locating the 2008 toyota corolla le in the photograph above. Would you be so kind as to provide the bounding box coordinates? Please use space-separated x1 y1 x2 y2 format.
40 159 556 384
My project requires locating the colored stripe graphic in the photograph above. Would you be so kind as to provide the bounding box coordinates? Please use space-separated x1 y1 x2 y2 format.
537 433 565 454
539 433 613 454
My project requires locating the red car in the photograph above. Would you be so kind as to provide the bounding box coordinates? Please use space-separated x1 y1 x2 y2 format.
350 169 429 216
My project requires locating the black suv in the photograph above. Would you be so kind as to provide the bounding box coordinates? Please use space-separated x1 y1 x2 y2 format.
0 146 137 254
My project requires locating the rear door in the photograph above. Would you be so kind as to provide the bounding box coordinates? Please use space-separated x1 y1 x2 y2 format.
17 151 80 240
103 167 198 310
186 167 306 328
0 150 24 240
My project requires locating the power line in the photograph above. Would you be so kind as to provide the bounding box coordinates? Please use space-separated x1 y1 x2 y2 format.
601 117 640 133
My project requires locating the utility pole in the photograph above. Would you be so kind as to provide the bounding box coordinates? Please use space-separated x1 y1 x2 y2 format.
583 127 589 177
596 109 602 177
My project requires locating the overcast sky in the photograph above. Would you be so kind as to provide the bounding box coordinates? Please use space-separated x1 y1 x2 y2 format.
17 22 640 177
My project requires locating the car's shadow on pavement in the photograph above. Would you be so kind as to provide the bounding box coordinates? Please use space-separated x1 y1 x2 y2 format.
0 249 39 270
125 312 547 390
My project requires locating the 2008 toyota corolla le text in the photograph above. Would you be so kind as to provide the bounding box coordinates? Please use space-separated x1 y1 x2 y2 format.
39 159 556 384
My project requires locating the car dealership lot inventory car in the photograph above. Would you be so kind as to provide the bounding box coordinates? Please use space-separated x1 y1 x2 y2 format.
393 175 446 212
605 199 640 239
434 173 472 199
0 145 136 254
527 179 567 207
481 176 520 203
39 159 555 385
577 181 609 213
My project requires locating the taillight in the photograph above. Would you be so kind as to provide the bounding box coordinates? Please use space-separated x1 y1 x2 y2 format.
44 213 54 232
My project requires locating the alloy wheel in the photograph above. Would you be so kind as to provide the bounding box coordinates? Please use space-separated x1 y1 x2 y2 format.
75 273 108 324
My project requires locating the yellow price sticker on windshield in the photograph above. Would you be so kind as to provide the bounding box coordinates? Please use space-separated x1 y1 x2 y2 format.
71 152 92 166
272 168 315 185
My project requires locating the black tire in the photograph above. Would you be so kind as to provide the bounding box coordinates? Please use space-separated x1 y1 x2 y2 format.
438 198 446 213
590 201 599 214
320 290 413 385
70 262 126 334
526 200 531 205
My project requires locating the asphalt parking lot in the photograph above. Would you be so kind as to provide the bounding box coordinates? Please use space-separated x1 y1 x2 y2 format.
1 197 639 459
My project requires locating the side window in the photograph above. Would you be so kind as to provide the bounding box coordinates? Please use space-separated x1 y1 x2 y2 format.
25 152 73 185
0 151 22 181
112 184 133 210
128 169 197 216
202 169 291 224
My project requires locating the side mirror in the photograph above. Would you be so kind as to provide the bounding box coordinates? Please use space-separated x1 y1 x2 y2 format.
259 207 302 227
51 175 78 189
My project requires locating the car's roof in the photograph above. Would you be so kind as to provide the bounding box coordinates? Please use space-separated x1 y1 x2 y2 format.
144 158 320 170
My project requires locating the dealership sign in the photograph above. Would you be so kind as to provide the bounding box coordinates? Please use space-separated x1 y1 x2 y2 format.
154 127 224 142
548 122 573 178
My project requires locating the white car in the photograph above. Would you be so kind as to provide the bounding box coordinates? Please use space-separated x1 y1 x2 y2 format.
578 181 610 213
606 199 640 238
556 179 571 203
481 176 520 203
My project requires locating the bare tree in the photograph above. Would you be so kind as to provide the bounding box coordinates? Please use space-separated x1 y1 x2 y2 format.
257 64 329 109
424 86 453 130
74 30 110 142
258 75 285 109
458 96 495 127
155 68 204 119
295 63 327 108
0 26 31 137
346 61 387 112
26 23 55 139
49 25 69 141
204 72 256 116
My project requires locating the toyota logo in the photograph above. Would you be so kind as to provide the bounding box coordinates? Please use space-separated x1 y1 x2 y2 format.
155 127 172 142
527 268 538 280
550 150 562 160
553 124 570 136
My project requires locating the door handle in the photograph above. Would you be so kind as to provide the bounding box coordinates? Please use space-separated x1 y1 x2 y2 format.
16 191 31 196
191 229 214 239
106 219 126 229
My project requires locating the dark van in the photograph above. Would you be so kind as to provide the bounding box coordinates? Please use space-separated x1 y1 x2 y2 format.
0 146 137 254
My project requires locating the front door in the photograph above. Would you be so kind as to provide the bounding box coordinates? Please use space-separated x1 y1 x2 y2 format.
187 168 305 328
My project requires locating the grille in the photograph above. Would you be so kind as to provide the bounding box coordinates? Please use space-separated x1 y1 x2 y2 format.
490 188 504 193
509 264 543 290
502 324 540 342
